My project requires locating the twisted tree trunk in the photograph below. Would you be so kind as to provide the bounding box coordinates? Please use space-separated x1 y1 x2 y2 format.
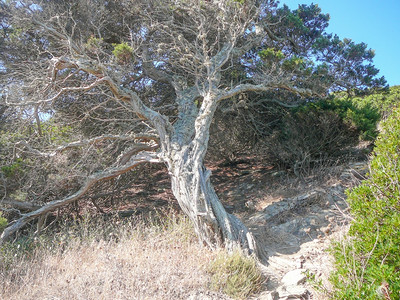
168 157 257 253
161 92 257 254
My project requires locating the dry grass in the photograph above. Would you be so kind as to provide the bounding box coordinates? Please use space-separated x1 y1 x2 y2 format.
0 214 229 300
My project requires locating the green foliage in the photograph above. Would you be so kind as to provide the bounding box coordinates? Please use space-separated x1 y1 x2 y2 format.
341 85 400 118
304 97 381 140
259 48 285 61
208 250 263 299
40 121 74 145
1 158 24 178
330 106 400 299
267 105 359 174
282 55 306 71
266 96 379 173
0 212 7 233
84 35 104 53
112 42 134 64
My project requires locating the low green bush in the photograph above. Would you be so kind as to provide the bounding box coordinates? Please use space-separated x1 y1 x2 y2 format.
297 97 381 141
208 250 263 299
341 85 400 118
1 158 25 178
112 42 134 64
330 106 400 299
0 212 7 233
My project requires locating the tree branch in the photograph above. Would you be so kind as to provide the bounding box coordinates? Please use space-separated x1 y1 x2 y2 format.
15 134 159 158
216 83 314 102
30 18 82 55
0 151 160 245
6 77 108 107
0 198 41 212
142 48 173 84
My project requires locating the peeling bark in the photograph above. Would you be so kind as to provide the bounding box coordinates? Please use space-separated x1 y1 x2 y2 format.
162 91 257 254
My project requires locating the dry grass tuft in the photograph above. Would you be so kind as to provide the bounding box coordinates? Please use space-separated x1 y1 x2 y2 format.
208 250 263 299
0 214 228 300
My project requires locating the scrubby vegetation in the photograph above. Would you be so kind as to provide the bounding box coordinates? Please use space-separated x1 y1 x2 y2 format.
341 85 400 118
208 250 263 299
210 92 382 175
0 213 7 233
330 104 400 299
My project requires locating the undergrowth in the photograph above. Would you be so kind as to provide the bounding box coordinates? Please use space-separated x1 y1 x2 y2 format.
330 106 400 299
0 212 7 233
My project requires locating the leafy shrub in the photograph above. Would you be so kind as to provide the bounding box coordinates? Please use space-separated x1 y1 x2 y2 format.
304 97 380 141
1 158 25 178
330 106 400 299
0 212 7 233
84 36 104 53
112 42 133 64
40 121 74 145
208 250 263 299
265 96 381 174
339 85 400 118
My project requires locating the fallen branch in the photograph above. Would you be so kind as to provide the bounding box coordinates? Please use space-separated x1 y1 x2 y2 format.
0 151 160 245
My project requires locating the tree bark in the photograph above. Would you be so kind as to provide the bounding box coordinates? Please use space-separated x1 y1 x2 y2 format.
163 92 257 254
168 154 257 254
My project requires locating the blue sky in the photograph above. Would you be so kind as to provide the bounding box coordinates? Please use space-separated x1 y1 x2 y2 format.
280 0 400 86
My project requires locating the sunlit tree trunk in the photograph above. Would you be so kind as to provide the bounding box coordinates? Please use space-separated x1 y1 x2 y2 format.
162 93 257 253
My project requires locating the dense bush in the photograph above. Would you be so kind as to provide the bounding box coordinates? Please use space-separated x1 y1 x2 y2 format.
208 92 381 171
207 109 258 163
264 96 380 174
330 106 400 299
311 97 381 140
341 85 400 118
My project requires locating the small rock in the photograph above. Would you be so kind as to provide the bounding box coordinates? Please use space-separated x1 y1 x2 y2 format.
281 269 307 286
296 255 306 268
277 285 310 299
264 291 279 300
272 170 286 177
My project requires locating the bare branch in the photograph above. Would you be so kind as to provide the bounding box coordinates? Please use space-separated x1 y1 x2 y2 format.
14 134 159 158
142 48 173 84
6 77 108 107
216 83 315 102
0 151 160 245
0 198 41 212
30 18 82 55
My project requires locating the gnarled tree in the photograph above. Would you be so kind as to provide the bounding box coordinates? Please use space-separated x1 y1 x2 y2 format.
0 0 385 253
